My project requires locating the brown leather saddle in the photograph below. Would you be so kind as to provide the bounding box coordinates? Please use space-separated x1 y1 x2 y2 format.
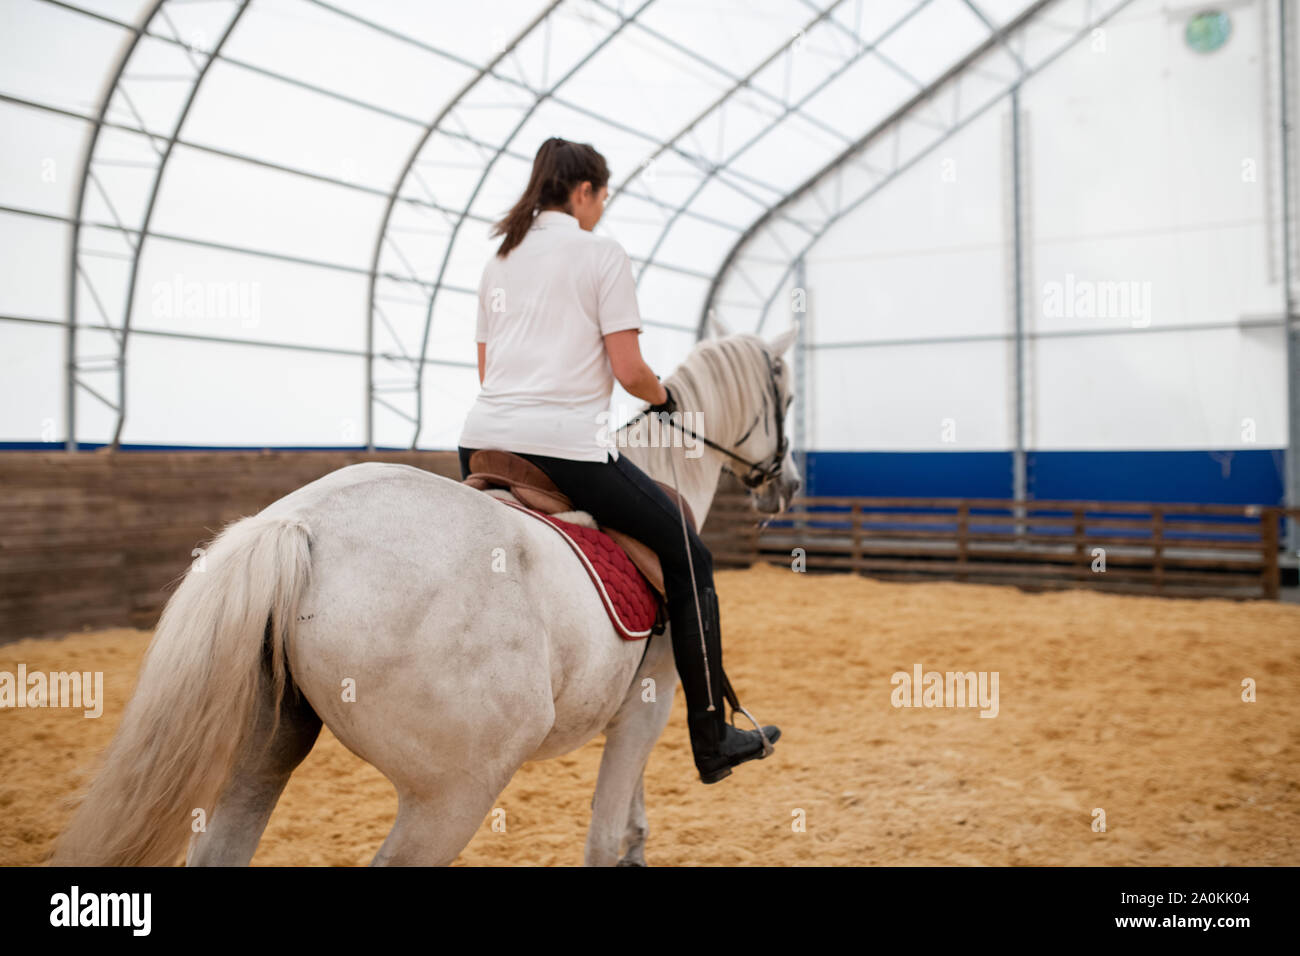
461 449 695 598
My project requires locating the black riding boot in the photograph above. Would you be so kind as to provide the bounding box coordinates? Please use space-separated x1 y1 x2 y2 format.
672 584 780 784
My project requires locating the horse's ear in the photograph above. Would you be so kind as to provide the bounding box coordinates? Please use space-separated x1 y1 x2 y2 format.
768 322 798 357
707 311 733 339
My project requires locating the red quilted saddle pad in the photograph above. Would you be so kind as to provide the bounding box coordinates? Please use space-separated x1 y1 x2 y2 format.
494 498 661 640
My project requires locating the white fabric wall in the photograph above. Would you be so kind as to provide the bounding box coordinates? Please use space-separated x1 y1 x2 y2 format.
796 0 1287 453
804 102 1010 450
1024 0 1285 450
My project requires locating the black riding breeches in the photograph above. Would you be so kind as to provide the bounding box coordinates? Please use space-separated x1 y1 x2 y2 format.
458 445 717 649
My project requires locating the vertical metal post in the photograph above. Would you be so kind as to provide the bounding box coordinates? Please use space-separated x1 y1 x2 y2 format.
793 257 809 544
365 299 374 451
1282 0 1300 553
1010 85 1027 506
794 257 809 489
64 281 75 451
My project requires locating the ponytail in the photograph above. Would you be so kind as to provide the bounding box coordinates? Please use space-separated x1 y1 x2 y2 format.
493 137 610 257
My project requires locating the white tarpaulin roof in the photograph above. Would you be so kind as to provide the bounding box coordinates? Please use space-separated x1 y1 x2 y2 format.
0 0 1132 448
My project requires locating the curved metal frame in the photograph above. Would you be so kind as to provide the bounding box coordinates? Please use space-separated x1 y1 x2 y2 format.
698 0 1140 338
362 0 565 450
604 0 852 251
66 0 250 449
615 0 936 288
64 0 166 450
51 0 746 449
404 0 660 449
110 2 251 447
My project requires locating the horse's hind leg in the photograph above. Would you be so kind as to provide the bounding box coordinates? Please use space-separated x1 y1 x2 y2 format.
586 645 676 866
372 774 515 866
186 672 322 866
586 709 669 866
617 772 649 867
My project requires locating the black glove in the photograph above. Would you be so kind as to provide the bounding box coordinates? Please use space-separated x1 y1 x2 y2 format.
648 383 676 417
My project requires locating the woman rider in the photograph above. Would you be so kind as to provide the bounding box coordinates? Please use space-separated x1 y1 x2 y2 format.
458 137 780 785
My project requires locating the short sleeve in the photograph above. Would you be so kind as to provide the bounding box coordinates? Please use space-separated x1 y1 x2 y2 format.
595 242 643 335
475 259 494 343
475 295 489 343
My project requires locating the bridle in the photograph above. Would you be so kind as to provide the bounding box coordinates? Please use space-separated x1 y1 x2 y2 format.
634 348 790 490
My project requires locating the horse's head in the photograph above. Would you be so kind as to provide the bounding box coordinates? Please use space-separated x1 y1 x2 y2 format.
701 316 801 516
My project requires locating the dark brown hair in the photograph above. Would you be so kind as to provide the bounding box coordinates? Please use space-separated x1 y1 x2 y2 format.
493 137 610 257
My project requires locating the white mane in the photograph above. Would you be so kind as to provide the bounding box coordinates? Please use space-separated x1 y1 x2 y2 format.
611 333 787 528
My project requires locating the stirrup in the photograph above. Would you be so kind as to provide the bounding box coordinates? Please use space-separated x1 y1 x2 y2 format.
722 671 774 758
729 702 775 758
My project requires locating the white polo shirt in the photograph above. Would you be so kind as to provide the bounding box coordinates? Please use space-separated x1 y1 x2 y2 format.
458 209 644 462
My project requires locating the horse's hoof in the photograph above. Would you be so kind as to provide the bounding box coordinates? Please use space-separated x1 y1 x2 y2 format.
616 858 647 867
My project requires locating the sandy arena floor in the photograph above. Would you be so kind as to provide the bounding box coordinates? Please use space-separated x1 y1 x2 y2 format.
3 563 1298 866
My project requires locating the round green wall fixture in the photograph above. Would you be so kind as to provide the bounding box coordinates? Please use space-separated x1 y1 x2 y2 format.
1186 10 1231 53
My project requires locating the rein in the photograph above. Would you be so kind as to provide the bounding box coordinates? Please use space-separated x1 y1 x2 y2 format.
626 349 788 489
624 346 783 753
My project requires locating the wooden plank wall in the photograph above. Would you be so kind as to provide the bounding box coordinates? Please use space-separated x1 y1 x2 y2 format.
0 451 462 641
3 453 1290 642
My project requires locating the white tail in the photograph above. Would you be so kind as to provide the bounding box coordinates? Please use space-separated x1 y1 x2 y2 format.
50 514 312 866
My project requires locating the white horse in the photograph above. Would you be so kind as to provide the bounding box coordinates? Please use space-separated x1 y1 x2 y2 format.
51 322 799 867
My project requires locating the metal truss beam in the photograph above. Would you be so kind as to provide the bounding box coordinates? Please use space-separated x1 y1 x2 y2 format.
3 313 476 367
606 0 853 252
591 0 855 150
64 0 250 450
622 0 936 288
301 0 780 201
40 1 743 235
363 0 563 450
403 0 660 450
699 0 1138 340
63 0 165 450
110 2 249 448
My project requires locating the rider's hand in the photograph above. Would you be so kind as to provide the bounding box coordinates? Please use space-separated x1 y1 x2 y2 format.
648 382 676 416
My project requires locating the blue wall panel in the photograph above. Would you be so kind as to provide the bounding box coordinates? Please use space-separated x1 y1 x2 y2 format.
1 444 1287 506
805 451 1013 499
1029 450 1285 505
804 449 1286 505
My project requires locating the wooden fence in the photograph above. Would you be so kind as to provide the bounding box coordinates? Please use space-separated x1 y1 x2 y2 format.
700 492 1299 601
